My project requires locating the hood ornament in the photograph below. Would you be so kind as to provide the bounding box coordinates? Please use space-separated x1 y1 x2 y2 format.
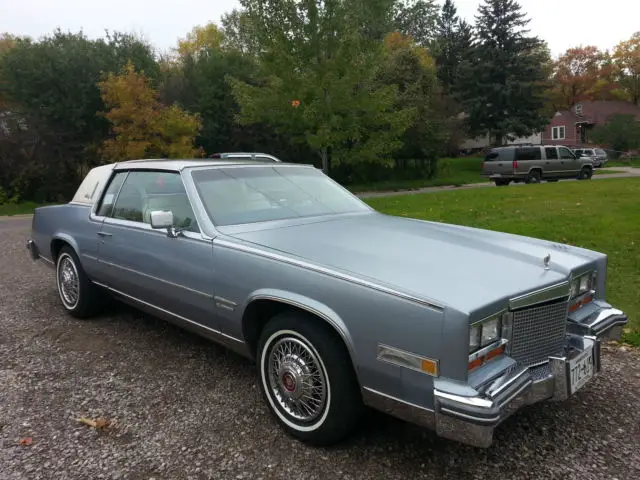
543 252 551 270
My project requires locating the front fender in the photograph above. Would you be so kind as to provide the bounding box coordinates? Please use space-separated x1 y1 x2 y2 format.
243 288 357 371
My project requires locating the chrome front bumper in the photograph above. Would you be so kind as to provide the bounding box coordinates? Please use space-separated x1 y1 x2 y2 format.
432 305 627 448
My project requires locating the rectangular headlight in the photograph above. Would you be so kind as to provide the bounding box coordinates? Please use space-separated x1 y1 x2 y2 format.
469 325 481 353
481 317 500 347
469 314 503 354
571 271 596 299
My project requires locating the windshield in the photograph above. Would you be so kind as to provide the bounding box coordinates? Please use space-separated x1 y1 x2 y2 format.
190 165 371 226
595 149 606 155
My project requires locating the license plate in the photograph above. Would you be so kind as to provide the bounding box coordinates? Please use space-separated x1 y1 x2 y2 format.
568 346 594 395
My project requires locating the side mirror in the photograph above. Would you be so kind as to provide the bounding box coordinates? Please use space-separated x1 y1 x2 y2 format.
150 210 174 229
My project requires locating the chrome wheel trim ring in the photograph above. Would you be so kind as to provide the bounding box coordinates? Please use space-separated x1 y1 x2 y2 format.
260 329 331 431
56 253 80 310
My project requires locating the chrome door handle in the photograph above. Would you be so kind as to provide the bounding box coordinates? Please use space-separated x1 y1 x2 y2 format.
97 232 112 237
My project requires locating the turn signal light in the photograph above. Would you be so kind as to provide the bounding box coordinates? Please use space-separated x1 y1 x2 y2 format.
570 294 594 312
468 344 506 372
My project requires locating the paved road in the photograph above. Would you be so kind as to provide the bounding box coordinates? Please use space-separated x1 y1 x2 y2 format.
1 210 640 480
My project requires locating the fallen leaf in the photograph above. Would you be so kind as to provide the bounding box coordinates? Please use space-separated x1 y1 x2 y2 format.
78 417 112 430
19 437 33 446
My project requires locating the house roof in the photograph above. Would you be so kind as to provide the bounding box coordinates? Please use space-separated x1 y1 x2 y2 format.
558 100 640 124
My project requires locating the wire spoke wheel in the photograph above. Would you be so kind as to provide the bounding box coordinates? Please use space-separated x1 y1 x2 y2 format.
57 254 80 309
266 336 328 423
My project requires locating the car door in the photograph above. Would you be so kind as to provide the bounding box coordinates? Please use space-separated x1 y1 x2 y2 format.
94 169 217 329
558 146 578 177
544 146 561 177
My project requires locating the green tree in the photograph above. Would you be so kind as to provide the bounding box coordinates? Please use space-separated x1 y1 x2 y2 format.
456 0 551 145
433 0 472 95
392 0 440 47
0 29 159 200
228 0 413 173
220 9 261 55
613 32 640 105
161 35 258 154
377 32 447 175
591 114 640 153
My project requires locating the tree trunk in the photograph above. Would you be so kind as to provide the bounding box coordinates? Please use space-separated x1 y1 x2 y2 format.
321 146 329 173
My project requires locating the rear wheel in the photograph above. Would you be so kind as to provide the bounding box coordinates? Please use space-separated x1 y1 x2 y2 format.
55 246 103 318
525 170 542 184
257 311 364 446
494 179 510 186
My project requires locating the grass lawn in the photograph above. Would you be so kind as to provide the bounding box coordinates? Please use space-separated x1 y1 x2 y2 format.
365 177 640 346
607 159 640 168
349 157 486 193
594 168 625 175
0 202 49 216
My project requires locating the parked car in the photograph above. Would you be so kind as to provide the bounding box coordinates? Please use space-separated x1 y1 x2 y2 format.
27 157 627 448
481 145 595 186
573 148 608 168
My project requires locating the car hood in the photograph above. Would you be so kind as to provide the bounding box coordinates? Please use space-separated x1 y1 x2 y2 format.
223 213 598 314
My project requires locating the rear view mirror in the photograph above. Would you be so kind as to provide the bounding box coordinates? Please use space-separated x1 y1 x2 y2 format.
150 210 174 229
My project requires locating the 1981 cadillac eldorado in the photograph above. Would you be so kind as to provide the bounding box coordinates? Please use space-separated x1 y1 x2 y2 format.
26 156 629 448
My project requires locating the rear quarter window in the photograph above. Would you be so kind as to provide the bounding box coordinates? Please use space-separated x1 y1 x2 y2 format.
484 152 500 161
515 147 542 161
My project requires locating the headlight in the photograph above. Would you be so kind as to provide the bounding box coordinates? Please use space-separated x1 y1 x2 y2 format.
481 317 500 346
469 325 481 353
469 313 503 354
570 270 596 299
569 270 597 312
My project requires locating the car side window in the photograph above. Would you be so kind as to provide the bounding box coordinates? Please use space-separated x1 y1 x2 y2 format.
515 147 541 161
545 147 558 160
559 147 574 160
96 172 127 217
111 171 200 232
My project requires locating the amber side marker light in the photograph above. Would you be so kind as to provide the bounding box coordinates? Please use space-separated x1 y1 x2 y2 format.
570 294 593 312
468 344 506 372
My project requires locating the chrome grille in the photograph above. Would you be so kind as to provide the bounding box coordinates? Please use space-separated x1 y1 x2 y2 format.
509 300 568 367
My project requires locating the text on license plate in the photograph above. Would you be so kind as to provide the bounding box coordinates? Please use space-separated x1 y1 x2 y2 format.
569 346 594 395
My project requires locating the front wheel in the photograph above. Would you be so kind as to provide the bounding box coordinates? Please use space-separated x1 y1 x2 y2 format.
578 166 593 180
257 311 364 446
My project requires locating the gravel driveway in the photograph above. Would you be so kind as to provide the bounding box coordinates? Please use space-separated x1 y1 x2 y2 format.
1 217 639 480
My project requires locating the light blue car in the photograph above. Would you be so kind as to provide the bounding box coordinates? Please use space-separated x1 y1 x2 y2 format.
26 156 628 448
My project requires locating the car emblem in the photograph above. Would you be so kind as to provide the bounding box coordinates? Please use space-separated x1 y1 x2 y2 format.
543 253 551 270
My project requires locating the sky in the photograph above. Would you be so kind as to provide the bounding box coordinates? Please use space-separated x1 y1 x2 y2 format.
1 0 637 58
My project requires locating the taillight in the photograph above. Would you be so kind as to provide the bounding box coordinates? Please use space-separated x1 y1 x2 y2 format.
513 160 518 169
482 161 485 169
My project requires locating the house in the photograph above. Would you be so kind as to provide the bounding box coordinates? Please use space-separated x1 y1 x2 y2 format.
542 100 640 146
456 112 543 153
459 131 542 152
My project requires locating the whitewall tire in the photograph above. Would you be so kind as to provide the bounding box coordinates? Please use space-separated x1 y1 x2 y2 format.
55 246 102 319
257 311 364 446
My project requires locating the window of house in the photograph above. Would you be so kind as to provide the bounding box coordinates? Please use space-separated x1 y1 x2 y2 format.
552 126 566 140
